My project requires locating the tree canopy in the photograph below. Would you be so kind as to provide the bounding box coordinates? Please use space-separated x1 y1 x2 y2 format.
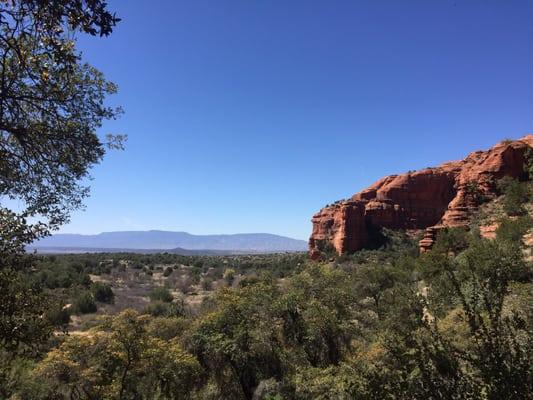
0 0 122 385
0 0 123 251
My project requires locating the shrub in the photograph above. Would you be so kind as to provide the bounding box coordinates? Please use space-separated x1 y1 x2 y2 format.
73 292 97 314
144 300 185 318
315 239 337 259
45 305 71 328
149 286 173 303
433 227 470 254
163 266 173 277
167 300 186 318
464 181 487 204
147 316 188 340
80 274 92 287
91 282 114 304
381 228 419 255
131 261 143 269
201 278 213 291
459 236 526 284
144 301 170 317
496 216 533 244
238 276 261 288
177 276 195 294
223 268 236 286
497 177 529 216
191 265 202 279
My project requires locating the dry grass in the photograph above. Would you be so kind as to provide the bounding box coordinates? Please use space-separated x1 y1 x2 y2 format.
69 263 221 332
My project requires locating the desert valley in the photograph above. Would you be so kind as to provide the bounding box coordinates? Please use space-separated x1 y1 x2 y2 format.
3 136 531 399
1 1 532 399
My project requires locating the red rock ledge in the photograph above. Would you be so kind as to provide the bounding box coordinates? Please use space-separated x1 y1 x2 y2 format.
309 135 533 259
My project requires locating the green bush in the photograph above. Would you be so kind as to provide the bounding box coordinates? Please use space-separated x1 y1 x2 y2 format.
149 287 173 303
163 266 173 277
496 216 533 244
13 246 533 399
223 268 236 285
144 300 185 318
91 282 114 304
144 301 170 317
433 227 470 254
497 177 529 216
381 228 419 255
315 239 337 259
201 278 213 291
45 305 71 328
73 292 97 314
465 181 488 204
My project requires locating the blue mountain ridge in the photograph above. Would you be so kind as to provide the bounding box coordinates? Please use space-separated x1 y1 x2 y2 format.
30 230 308 253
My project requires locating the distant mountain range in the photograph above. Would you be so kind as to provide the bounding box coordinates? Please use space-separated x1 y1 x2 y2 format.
29 231 308 254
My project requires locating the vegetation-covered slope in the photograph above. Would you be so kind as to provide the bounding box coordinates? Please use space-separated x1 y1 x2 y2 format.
3 177 532 399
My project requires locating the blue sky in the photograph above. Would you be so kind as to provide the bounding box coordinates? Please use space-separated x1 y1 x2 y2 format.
61 0 533 240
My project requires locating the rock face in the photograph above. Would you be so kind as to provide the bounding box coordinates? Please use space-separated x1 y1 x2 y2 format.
309 135 533 259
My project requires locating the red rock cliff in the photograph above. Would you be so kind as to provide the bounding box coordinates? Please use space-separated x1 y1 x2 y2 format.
309 135 533 259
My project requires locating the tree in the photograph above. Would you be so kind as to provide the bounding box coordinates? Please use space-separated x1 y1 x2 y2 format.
0 3 122 386
150 286 174 303
189 281 286 399
0 267 51 351
353 263 397 319
279 264 357 368
497 177 529 216
382 233 532 400
0 0 122 251
496 215 533 251
91 281 115 304
0 265 54 399
35 310 203 399
73 291 97 314
223 267 236 285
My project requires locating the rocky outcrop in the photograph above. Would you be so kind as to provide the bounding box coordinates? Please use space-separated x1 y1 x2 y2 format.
310 135 533 259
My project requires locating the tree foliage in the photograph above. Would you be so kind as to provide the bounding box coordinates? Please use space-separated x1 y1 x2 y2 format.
4 218 531 399
35 310 203 400
497 177 530 216
0 0 122 243
0 2 121 393
91 281 114 303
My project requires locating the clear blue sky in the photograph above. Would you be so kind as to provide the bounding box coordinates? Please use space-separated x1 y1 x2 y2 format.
62 0 533 240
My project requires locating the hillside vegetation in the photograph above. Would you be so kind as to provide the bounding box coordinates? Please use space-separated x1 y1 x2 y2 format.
2 179 532 399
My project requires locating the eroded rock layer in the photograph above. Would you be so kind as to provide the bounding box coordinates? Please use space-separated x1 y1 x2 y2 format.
309 135 533 259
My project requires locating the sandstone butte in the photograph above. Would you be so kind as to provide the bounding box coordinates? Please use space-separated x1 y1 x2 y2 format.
309 135 533 259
